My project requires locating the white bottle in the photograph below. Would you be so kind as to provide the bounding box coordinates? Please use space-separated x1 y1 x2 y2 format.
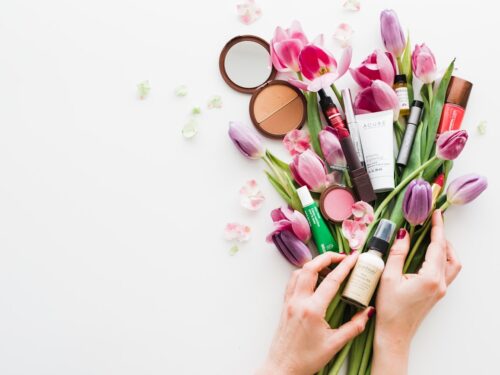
342 219 396 308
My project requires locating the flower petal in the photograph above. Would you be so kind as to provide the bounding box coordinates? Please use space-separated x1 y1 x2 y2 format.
207 95 223 109
239 179 265 211
333 23 354 48
137 80 151 100
342 0 361 11
341 220 368 250
182 118 198 139
236 0 262 25
225 222 252 242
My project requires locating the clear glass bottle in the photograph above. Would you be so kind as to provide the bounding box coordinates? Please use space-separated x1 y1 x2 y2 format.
394 74 410 117
341 219 396 308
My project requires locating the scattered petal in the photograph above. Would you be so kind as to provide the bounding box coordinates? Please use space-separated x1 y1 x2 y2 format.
137 80 151 100
342 0 361 11
224 223 252 242
333 23 354 47
174 85 188 97
351 201 374 224
477 120 487 135
182 118 198 139
236 0 262 25
239 179 265 211
191 106 202 115
283 129 311 156
207 95 223 109
229 245 240 256
341 219 368 250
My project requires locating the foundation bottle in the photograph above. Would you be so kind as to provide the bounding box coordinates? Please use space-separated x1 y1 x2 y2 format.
342 219 396 308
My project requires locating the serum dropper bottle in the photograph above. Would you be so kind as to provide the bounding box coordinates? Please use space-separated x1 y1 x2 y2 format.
341 219 396 309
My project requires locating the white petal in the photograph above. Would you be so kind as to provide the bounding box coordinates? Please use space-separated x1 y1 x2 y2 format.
333 23 354 47
207 95 223 109
182 118 198 139
237 0 262 25
342 0 360 11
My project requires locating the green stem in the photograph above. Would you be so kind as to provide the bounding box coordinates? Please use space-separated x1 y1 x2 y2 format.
262 155 282 184
396 56 403 74
325 287 343 322
373 155 438 220
358 319 375 375
331 84 344 111
409 225 415 239
427 83 434 108
328 340 353 375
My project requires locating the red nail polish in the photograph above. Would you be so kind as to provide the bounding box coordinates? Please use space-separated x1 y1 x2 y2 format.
397 228 406 239
368 307 376 318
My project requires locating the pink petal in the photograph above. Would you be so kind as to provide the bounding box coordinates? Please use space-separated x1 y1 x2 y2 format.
337 46 352 77
351 201 375 225
239 179 265 211
283 129 311 156
225 223 252 242
342 0 361 11
312 34 325 47
349 67 373 88
274 39 303 72
333 23 354 47
341 220 368 250
289 78 309 91
288 20 309 45
290 210 311 243
376 49 396 86
236 0 262 25
307 73 341 92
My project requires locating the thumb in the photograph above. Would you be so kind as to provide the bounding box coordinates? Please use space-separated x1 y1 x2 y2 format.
384 228 411 279
327 307 375 354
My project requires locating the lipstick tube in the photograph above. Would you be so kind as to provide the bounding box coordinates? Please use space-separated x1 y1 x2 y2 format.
431 173 445 206
318 89 377 203
396 100 424 167
342 89 364 165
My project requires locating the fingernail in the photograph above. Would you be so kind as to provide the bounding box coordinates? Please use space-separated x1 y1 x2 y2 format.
368 307 376 318
350 250 358 256
397 228 406 239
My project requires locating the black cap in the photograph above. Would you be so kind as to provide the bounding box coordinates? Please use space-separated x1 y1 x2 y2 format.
318 89 335 108
412 100 424 108
367 219 396 255
394 74 407 84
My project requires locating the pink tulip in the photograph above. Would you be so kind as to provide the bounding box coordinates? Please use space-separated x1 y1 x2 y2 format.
354 79 400 120
290 149 331 192
266 205 311 243
412 44 437 84
380 9 406 57
446 173 488 205
436 130 468 160
290 45 352 92
270 20 309 73
319 128 346 169
350 50 396 88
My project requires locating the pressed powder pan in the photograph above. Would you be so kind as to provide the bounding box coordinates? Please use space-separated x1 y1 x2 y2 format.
219 35 307 138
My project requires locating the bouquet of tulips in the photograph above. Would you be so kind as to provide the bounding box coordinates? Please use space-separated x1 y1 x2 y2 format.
227 9 487 375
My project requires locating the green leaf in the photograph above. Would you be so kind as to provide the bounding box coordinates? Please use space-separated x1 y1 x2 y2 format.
421 158 444 181
265 150 290 173
423 59 455 160
282 171 302 212
401 33 413 103
306 91 324 158
265 171 292 206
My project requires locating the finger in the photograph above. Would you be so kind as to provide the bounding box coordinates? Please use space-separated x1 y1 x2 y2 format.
445 241 462 286
327 307 374 354
312 252 359 312
384 228 410 279
295 252 346 296
421 210 447 279
284 270 300 302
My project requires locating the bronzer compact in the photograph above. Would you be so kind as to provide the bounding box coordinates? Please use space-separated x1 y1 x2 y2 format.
219 35 307 138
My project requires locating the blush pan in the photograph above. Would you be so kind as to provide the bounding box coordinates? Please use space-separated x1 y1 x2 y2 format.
320 186 355 223
249 80 306 138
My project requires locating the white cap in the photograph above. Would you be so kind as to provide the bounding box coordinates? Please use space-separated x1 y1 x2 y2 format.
297 186 314 207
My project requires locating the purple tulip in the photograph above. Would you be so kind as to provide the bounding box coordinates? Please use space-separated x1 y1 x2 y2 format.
380 9 406 57
436 130 468 160
403 179 432 226
228 121 264 159
354 80 400 120
319 128 346 169
266 206 311 243
446 174 488 205
412 44 437 84
350 50 396 88
272 230 312 267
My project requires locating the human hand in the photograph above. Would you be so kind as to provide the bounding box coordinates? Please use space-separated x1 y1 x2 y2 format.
256 252 374 375
372 210 462 375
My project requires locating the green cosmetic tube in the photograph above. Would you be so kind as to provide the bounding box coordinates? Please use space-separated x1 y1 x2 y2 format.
297 186 339 253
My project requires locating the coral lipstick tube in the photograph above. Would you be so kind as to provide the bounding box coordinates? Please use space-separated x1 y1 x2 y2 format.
437 76 473 135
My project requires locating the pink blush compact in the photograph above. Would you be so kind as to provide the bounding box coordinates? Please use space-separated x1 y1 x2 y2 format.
320 186 355 223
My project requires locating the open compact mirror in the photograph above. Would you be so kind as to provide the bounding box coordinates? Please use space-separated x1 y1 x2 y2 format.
220 35 306 138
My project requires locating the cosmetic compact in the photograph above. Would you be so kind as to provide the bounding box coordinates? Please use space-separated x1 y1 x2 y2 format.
319 185 355 223
219 35 307 138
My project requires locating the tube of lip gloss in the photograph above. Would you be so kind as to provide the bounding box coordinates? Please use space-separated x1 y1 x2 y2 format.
437 76 473 135
431 173 445 206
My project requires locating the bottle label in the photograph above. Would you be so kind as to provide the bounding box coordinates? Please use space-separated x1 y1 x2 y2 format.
438 104 465 134
395 87 410 110
342 259 383 306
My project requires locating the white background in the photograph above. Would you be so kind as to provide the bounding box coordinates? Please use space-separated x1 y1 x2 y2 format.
0 0 498 374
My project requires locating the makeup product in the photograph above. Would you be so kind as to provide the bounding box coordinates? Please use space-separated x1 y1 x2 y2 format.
431 173 445 206
319 186 355 223
396 100 424 167
342 219 396 308
219 35 306 138
394 74 410 116
356 110 395 193
342 89 364 165
437 76 473 135
297 186 339 253
318 89 376 203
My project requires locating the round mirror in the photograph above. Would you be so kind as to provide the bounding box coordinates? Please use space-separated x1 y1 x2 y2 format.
219 35 277 93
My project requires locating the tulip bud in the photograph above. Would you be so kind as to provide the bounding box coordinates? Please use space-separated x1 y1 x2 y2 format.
380 9 406 57
228 121 264 159
354 80 400 121
350 50 396 88
403 179 432 226
272 230 312 267
436 130 468 160
267 206 311 243
412 44 437 84
290 149 330 192
319 128 346 169
446 173 488 205
270 21 309 73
